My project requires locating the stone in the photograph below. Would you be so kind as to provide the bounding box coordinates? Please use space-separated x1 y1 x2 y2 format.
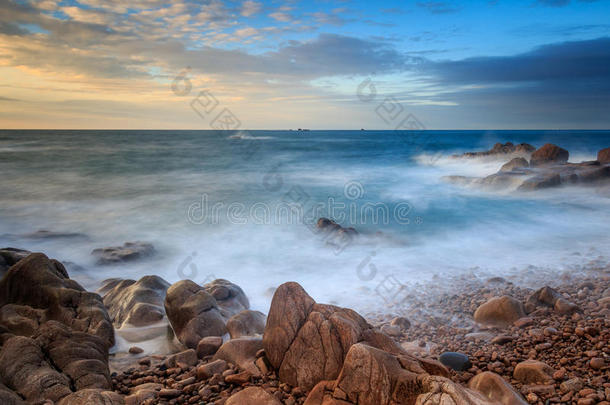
589 358 605 370
263 282 447 391
439 352 471 371
57 389 124 405
164 280 227 349
203 279 250 319
196 359 228 380
226 310 266 339
213 337 262 376
468 371 528 405
530 144 569 167
224 370 252 384
226 387 282 405
597 147 610 164
196 336 223 358
560 377 583 393
513 360 555 384
390 316 411 330
380 324 402 337
474 296 526 327
524 286 578 314
99 276 170 329
164 349 198 368
0 248 30 276
500 157 529 172
91 242 154 265
491 335 514 345
517 173 561 191
128 346 143 355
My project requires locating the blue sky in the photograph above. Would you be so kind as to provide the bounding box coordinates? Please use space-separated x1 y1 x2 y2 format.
1 0 609 128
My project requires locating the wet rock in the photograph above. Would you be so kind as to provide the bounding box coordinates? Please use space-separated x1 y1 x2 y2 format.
164 349 197 368
474 296 526 327
380 324 402 337
390 316 411 330
0 248 30 276
439 352 471 371
500 157 529 172
524 286 578 314
455 142 535 159
91 242 155 265
513 360 555 384
597 147 610 164
196 359 228 380
196 336 223 358
263 282 446 391
0 383 24 405
57 389 124 405
164 280 227 349
517 173 561 191
213 337 262 376
468 371 528 405
529 143 569 167
100 276 170 329
226 310 266 339
226 387 281 405
589 357 605 370
203 279 250 318
20 230 88 241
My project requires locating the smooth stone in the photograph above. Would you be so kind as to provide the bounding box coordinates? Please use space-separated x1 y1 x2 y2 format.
439 352 471 371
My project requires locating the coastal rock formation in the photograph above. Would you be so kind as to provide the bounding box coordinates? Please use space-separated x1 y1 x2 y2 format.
164 280 227 349
99 275 170 329
500 157 529 172
226 387 281 405
226 310 266 338
529 143 569 167
203 279 250 319
0 248 30 276
454 142 535 159
473 296 526 327
92 241 155 265
598 147 610 164
263 282 447 391
316 218 358 251
213 337 263 376
0 253 116 403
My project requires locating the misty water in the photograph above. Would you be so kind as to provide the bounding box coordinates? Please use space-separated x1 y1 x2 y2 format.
1 129 610 313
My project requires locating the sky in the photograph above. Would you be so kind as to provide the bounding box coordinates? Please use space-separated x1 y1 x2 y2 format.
1 0 610 129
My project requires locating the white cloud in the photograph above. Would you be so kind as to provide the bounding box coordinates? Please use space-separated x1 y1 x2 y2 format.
241 0 261 17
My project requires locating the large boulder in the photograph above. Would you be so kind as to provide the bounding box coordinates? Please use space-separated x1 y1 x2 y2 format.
474 296 526 327
91 242 154 265
100 276 170 329
598 147 610 164
500 157 529 172
203 279 250 318
263 282 446 391
529 144 569 167
57 389 124 405
304 344 523 405
164 280 227 348
468 372 528 405
517 173 561 191
0 248 30 277
226 387 281 405
226 310 266 338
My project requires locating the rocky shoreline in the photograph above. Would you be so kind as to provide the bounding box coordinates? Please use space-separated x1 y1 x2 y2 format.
0 247 607 405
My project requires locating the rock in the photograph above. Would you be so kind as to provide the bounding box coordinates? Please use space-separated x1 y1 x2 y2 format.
128 346 143 355
213 337 262 376
0 383 24 405
517 173 561 190
524 286 578 314
560 377 583 393
390 316 411 330
439 352 471 371
164 349 197 368
226 310 266 339
91 242 154 265
491 335 514 345
196 336 223 358
315 218 358 250
225 370 252 384
529 143 569 167
203 279 250 319
263 282 446 391
513 360 555 384
0 248 30 276
589 358 605 370
500 157 529 172
468 371 528 405
20 230 87 241
57 389 124 405
0 253 114 344
474 296 526 327
164 280 227 348
597 147 610 164
455 142 535 159
380 324 402 337
226 387 282 405
196 359 227 380
100 276 170 329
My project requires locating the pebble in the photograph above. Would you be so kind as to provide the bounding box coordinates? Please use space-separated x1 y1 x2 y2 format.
439 352 471 371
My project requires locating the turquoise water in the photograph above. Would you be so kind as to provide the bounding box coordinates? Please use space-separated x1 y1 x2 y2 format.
1 130 609 311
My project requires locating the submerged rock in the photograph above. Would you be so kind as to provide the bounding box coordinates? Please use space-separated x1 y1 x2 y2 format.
454 142 535 159
91 242 155 265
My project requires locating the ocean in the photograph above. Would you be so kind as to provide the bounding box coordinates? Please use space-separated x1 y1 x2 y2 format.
1 129 609 313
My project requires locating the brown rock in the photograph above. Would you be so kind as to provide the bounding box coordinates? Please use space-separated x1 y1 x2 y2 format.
513 360 555 384
57 389 124 405
197 359 228 380
164 349 198 368
213 337 262 376
91 241 154 265
390 316 411 330
524 286 578 314
203 279 250 319
517 173 561 190
226 310 266 339
224 370 252 385
164 280 227 349
500 157 529 172
226 387 282 405
197 336 223 358
597 147 610 164
530 144 569 167
468 371 528 405
474 296 526 327
589 358 605 370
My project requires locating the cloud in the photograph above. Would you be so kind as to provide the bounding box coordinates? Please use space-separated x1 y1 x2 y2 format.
269 12 292 22
241 0 262 17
